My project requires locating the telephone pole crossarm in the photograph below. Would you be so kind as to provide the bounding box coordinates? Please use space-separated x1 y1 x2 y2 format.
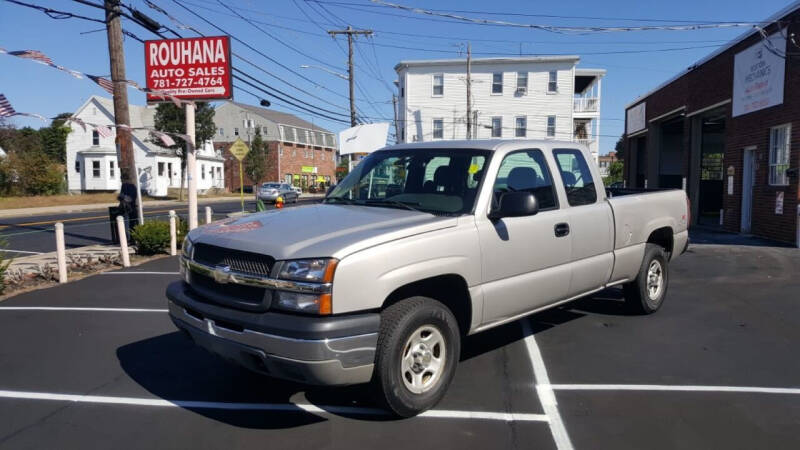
327 26 373 127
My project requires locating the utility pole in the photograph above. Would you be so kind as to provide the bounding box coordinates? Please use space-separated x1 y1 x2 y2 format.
105 0 143 224
466 42 472 139
327 26 373 127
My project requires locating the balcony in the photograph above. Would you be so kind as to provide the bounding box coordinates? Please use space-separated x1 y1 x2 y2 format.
574 97 598 113
573 138 595 146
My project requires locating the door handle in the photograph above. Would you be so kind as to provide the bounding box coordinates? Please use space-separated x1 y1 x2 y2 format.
554 222 570 237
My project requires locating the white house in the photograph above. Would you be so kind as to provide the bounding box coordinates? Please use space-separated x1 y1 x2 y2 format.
395 56 605 161
66 96 224 196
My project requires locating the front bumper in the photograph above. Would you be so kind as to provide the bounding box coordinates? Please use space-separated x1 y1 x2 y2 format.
166 281 378 385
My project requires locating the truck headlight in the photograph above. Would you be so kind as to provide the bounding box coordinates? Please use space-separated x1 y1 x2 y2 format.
275 258 337 283
273 291 332 315
182 236 194 259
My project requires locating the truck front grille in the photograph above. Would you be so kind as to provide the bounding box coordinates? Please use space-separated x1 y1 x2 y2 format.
189 272 271 312
193 244 275 278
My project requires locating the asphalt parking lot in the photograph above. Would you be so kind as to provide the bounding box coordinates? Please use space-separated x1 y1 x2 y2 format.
0 233 798 449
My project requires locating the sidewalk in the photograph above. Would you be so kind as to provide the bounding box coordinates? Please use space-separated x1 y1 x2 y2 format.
0 194 324 219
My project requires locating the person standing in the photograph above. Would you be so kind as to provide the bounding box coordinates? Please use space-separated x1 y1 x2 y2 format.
118 168 139 237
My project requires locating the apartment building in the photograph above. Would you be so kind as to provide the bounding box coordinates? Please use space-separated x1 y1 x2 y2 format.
395 56 604 160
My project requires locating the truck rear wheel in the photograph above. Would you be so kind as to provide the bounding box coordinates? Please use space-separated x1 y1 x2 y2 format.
624 243 669 314
372 297 460 417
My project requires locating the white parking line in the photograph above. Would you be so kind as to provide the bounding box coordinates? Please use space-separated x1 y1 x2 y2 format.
546 384 800 395
1 249 42 254
102 272 180 275
0 307 167 313
522 320 574 450
0 389 549 423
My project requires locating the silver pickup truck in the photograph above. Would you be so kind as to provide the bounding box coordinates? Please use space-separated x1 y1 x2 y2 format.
166 140 689 417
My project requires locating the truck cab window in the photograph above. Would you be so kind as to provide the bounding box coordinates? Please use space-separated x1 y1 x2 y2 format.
553 148 597 206
493 150 557 210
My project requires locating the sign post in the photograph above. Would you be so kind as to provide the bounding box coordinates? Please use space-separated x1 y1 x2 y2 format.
228 138 251 213
144 35 233 229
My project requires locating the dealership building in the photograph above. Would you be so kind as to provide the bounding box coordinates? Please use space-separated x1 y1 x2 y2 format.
623 2 799 245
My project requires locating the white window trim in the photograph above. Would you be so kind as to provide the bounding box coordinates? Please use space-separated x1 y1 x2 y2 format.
769 123 791 186
432 73 444 97
491 73 503 95
491 117 503 138
432 118 444 140
547 70 558 94
546 116 557 138
515 116 527 137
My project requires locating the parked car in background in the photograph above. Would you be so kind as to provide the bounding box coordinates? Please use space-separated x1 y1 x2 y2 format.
168 140 689 418
257 182 298 203
292 185 302 197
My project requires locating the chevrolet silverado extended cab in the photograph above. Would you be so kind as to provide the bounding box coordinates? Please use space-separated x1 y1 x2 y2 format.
167 140 689 417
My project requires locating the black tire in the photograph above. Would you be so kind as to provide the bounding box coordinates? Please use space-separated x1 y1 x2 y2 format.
372 297 460 417
623 243 669 314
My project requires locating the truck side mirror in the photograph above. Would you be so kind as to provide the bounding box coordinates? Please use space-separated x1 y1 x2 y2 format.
489 191 539 220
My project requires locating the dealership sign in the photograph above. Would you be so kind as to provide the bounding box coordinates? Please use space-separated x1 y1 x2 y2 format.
144 36 232 102
732 31 786 117
626 102 646 135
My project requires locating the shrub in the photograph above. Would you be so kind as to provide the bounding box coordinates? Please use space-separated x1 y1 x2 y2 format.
0 238 11 294
131 221 171 255
130 218 189 255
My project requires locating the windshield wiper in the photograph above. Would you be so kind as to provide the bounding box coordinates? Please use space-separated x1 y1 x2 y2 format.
323 196 357 204
364 199 429 214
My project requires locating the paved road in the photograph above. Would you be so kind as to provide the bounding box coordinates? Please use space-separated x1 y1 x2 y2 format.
0 197 321 255
0 235 798 449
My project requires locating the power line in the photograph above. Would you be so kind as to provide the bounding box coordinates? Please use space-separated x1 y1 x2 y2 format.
5 0 105 24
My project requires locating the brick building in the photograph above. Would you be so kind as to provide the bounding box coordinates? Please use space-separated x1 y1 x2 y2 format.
598 151 618 178
623 2 799 246
213 102 338 192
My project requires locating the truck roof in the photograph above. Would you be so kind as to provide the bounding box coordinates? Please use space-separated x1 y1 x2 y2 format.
379 139 588 152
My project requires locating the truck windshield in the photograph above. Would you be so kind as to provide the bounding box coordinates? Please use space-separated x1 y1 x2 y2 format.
326 148 491 215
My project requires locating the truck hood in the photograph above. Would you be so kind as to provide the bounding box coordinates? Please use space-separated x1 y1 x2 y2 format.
188 204 458 260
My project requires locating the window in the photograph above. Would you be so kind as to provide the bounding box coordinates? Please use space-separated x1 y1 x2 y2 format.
516 72 528 90
92 160 100 178
401 87 404 97
218 128 224 136
515 116 527 137
548 70 558 92
92 130 99 146
769 124 791 186
279 146 284 156
201 164 205 180
432 74 444 96
493 150 557 210
491 117 502 138
234 127 239 136
109 161 115 178
158 162 165 176
546 116 556 138
75 160 80 173
553 148 597 206
433 118 444 139
492 73 503 94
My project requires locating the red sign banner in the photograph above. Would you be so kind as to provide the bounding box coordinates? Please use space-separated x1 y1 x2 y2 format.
144 36 232 103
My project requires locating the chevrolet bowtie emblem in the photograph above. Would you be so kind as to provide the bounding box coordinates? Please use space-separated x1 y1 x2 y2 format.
213 265 232 284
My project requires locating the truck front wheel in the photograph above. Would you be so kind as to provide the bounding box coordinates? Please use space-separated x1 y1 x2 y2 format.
624 243 670 314
372 297 460 417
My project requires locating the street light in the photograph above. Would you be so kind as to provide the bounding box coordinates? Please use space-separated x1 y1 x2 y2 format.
299 64 349 80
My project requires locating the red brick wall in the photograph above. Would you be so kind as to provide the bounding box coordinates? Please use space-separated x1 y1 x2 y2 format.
624 14 799 244
221 140 337 191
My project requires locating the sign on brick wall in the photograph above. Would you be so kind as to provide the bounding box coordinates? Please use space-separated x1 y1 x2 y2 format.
732 31 786 117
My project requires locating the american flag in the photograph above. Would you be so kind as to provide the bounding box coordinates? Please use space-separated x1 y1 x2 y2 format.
0 93 16 118
8 49 54 66
95 125 113 138
87 74 114 95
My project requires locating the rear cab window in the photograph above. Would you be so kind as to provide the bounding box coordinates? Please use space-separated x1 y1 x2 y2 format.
553 148 597 206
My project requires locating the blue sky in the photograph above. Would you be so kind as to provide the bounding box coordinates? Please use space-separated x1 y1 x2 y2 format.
0 0 793 153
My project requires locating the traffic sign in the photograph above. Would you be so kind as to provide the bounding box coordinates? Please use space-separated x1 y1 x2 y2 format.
229 139 250 160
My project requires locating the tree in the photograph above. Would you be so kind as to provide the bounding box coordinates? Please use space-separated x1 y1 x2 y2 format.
603 161 624 186
153 102 216 199
243 131 270 188
38 113 72 163
614 135 625 161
